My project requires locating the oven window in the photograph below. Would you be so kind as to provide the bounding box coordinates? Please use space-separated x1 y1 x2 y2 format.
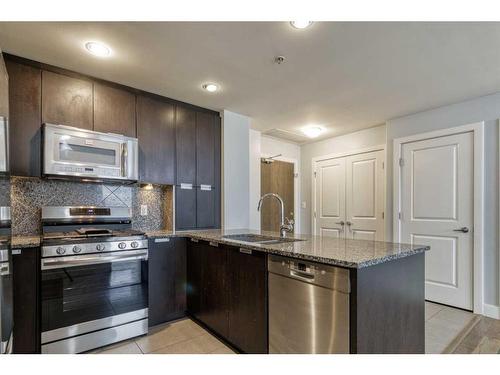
59 143 117 166
41 258 148 332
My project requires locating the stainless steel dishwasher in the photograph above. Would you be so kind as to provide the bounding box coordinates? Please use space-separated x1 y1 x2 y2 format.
268 255 350 354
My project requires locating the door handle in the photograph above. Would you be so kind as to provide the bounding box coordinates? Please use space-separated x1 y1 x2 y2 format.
346 221 352 226
453 227 469 233
335 221 345 226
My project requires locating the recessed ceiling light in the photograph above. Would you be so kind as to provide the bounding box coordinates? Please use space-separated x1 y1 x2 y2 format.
290 21 313 29
85 41 111 57
302 126 324 138
202 83 219 92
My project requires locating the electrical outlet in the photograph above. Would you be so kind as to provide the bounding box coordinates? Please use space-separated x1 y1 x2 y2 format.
140 205 148 216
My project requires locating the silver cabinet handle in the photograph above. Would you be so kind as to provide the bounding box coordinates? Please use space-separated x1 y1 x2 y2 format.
453 227 469 233
190 238 199 243
209 241 219 247
180 183 193 190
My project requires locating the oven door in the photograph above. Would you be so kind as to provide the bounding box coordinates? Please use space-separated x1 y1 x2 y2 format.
0 257 13 354
40 250 148 352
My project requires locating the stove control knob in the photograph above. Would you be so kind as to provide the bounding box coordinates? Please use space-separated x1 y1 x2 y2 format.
131 241 139 249
96 244 105 252
118 242 127 250
56 247 66 255
72 246 82 254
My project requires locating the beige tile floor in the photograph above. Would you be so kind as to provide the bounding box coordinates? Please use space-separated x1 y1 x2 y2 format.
92 318 235 354
93 302 481 354
425 301 476 354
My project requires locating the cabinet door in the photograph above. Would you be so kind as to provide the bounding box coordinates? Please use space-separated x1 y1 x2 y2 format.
12 247 40 353
148 238 186 326
199 241 229 338
196 111 216 187
5 59 42 177
196 188 216 229
136 95 175 184
227 246 268 353
187 239 203 318
175 186 197 230
42 71 93 129
94 83 136 137
175 105 196 186
0 53 8 118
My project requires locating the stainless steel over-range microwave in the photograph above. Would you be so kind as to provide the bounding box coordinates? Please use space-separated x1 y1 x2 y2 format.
43 123 139 182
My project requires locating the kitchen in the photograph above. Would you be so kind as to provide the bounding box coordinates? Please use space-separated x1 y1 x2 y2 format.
0 14 500 365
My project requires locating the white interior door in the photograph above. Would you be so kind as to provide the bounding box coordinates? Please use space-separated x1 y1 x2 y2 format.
400 132 473 310
345 150 385 241
314 158 345 238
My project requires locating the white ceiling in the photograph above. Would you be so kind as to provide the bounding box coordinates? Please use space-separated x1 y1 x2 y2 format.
1 22 499 142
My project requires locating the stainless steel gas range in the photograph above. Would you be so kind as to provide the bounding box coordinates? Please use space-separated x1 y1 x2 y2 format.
40 206 148 354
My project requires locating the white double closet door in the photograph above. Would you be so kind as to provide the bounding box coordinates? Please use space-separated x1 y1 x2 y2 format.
314 150 385 241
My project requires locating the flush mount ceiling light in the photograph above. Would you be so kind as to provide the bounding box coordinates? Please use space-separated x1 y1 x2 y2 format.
302 126 324 138
202 83 219 92
290 21 313 29
85 41 111 57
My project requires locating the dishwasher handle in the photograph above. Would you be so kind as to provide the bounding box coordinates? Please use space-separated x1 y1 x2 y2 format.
289 269 315 282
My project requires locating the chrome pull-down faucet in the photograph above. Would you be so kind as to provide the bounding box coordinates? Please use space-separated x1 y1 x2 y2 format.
257 193 294 238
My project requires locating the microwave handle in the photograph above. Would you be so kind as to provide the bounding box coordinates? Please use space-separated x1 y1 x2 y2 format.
121 143 127 178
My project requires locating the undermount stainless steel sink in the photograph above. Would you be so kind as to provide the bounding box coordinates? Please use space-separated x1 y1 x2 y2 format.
222 234 305 244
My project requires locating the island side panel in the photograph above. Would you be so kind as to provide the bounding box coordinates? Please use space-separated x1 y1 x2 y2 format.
351 253 425 354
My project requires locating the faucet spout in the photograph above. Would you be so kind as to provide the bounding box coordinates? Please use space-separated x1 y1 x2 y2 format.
257 193 293 238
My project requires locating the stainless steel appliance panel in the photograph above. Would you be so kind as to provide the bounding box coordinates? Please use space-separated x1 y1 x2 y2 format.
41 318 148 354
43 123 138 182
0 116 8 173
0 251 12 354
268 255 350 354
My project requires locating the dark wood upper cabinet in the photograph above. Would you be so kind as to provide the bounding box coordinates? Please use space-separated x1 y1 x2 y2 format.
148 237 186 327
175 187 197 230
196 111 216 187
175 105 196 185
5 59 42 177
41 70 93 129
196 188 217 229
0 53 8 118
136 95 175 184
93 83 136 137
227 245 268 354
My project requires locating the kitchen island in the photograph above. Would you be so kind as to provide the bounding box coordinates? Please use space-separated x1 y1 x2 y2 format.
149 228 429 354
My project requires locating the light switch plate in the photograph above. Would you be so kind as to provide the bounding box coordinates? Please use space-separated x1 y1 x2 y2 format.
140 205 148 216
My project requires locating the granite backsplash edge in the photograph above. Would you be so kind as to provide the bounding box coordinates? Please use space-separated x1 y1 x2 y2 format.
10 176 173 236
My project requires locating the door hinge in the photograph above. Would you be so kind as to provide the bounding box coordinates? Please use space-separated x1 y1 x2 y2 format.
314 211 317 218
382 162 385 170
398 212 403 220
382 212 384 219
399 158 405 167
294 172 299 178
314 171 317 178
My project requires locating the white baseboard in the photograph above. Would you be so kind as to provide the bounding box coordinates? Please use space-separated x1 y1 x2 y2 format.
483 304 500 319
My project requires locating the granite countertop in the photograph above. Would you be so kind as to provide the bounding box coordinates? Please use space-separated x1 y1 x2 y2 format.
11 235 41 248
178 228 430 269
8 228 429 268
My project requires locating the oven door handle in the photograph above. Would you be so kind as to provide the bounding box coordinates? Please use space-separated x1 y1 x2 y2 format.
41 250 148 270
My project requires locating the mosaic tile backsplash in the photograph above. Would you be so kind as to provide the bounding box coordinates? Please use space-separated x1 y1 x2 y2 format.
11 177 173 236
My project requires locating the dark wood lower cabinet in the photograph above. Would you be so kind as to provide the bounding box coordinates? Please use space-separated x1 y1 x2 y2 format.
12 247 40 354
227 246 268 354
148 238 186 327
186 240 268 353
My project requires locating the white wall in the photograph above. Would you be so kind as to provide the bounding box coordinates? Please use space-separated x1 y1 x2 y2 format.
249 129 262 230
299 125 387 235
249 134 301 231
222 110 250 229
386 92 500 308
